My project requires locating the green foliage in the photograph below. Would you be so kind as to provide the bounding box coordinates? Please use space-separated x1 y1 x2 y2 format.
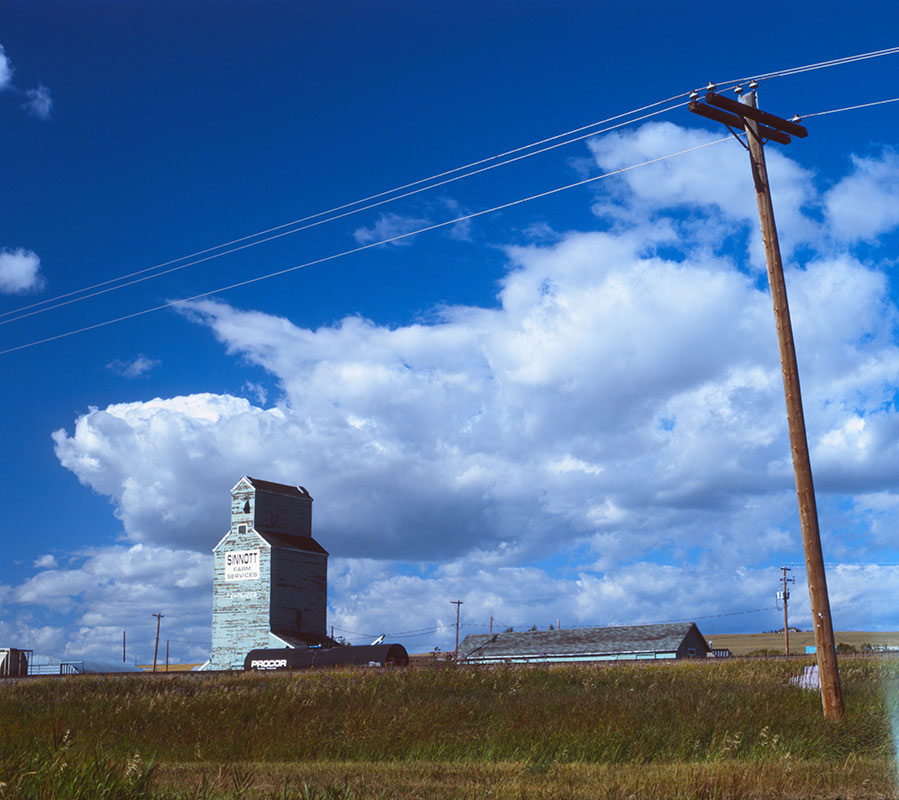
836 642 858 654
0 727 156 800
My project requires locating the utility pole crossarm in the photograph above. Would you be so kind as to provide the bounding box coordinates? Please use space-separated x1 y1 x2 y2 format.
688 88 807 146
688 100 792 144
704 91 808 137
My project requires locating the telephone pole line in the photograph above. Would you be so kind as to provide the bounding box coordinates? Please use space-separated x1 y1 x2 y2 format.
152 613 164 673
451 600 463 662
779 566 794 655
689 86 844 720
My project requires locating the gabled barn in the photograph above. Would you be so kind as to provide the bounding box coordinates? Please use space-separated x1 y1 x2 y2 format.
460 622 710 664
208 477 329 670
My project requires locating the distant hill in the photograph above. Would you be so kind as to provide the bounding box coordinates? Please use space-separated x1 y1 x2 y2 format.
705 630 899 656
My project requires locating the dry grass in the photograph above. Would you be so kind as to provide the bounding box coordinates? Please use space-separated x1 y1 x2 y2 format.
154 759 898 799
1 656 897 798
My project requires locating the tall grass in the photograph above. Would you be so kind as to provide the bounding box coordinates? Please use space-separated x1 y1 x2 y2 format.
0 657 895 798
0 726 156 799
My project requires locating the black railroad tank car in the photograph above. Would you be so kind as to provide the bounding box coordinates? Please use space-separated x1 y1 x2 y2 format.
244 643 408 671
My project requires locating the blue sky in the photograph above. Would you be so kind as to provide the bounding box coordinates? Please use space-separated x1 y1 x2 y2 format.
2 1 899 664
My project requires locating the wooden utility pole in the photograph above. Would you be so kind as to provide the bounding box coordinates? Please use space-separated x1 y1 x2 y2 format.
779 566 794 655
689 87 844 720
123 630 126 663
451 600 463 661
152 613 164 673
741 90 843 720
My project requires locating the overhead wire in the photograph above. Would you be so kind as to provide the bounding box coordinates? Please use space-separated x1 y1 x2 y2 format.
10 43 898 327
0 135 734 356
2 44 897 341
5 44 897 329
0 97 692 325
0 101 689 328
331 622 456 642
729 44 899 85
478 606 781 633
800 96 899 118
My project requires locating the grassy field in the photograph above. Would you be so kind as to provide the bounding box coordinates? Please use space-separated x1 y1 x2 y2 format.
706 631 899 656
0 657 896 799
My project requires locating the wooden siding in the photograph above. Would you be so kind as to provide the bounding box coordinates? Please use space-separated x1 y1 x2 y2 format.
675 624 712 658
210 525 272 670
254 489 312 537
270 546 327 636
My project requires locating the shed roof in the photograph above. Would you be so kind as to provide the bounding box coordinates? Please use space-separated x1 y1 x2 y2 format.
256 528 328 555
245 477 312 500
460 622 704 660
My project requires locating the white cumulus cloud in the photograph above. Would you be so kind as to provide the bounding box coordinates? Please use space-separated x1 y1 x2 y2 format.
107 354 161 378
40 123 899 651
589 121 819 267
353 212 430 246
11 544 212 661
0 248 44 294
0 45 12 90
22 83 52 119
824 150 899 242
53 232 899 570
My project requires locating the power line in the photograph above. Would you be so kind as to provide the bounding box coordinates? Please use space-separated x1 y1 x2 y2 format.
736 44 899 85
330 626 376 637
486 607 780 632
800 96 899 119
6 44 897 327
332 623 456 638
0 135 733 357
0 102 687 329
0 98 694 325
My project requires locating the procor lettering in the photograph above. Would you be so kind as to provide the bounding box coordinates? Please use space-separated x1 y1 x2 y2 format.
250 659 288 670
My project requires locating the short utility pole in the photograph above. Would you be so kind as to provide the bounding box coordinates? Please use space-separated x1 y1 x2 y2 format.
152 613 164 673
689 86 844 720
779 565 795 655
451 600 463 662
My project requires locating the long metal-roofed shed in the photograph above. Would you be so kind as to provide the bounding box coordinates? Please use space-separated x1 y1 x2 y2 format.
459 622 710 664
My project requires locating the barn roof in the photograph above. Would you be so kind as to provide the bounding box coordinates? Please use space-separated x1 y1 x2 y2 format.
255 529 328 555
245 477 312 499
460 622 704 660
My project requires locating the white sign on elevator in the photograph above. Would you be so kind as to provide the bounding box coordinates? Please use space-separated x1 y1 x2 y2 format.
225 549 260 581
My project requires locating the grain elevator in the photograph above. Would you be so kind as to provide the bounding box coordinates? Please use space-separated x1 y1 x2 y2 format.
208 476 328 670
